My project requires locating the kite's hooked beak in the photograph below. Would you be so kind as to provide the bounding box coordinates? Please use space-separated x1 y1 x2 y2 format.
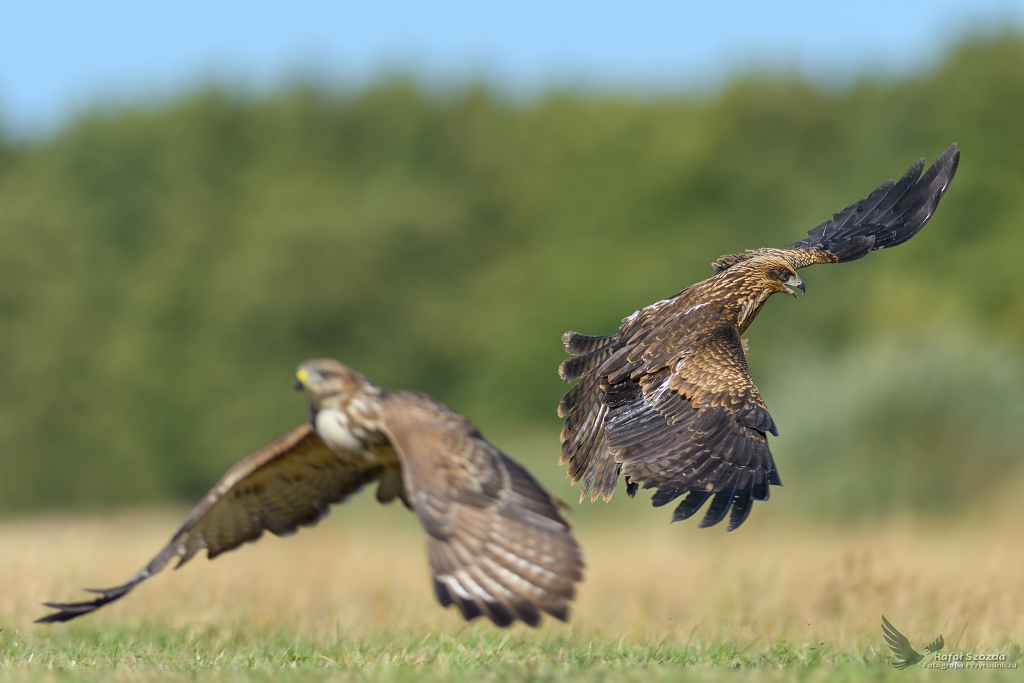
785 275 805 299
294 368 309 391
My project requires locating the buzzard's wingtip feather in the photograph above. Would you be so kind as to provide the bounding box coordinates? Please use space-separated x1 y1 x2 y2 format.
546 603 571 623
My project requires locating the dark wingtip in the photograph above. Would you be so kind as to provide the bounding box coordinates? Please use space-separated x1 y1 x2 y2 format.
35 601 102 624
697 490 733 528
35 583 137 624
433 578 453 607
726 490 755 531
545 602 570 623
35 613 66 624
484 602 516 628
651 487 682 508
788 144 960 260
668 490 711 521
518 613 541 629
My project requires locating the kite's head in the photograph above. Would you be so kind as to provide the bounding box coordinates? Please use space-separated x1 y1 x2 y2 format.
294 358 365 408
717 254 806 332
741 255 805 299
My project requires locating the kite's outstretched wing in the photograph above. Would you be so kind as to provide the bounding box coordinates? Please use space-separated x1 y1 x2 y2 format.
599 324 780 532
881 615 925 669
789 143 960 261
381 392 585 627
713 143 960 272
37 424 387 623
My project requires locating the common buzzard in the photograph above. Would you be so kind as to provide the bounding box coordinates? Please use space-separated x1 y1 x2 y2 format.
39 359 584 627
558 144 960 531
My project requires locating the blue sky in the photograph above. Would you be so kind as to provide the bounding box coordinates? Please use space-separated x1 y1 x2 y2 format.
2 0 1023 133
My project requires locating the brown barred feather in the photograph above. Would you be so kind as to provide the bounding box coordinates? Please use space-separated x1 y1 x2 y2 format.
37 425 390 623
381 393 584 627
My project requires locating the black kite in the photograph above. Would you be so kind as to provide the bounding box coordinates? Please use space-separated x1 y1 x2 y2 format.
558 145 960 530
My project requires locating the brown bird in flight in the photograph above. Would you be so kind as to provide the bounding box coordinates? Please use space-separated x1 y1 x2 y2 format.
558 144 960 531
38 359 584 628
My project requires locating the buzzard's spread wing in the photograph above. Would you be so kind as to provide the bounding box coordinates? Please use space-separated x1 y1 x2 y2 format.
713 143 960 272
881 615 926 669
37 424 387 623
381 393 584 628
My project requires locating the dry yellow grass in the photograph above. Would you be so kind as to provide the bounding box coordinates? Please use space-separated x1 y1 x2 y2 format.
3 490 1023 652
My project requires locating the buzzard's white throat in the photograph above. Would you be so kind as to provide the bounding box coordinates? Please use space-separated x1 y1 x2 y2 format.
315 407 367 452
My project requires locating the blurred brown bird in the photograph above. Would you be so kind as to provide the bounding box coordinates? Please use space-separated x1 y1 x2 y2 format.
558 144 960 531
38 359 584 628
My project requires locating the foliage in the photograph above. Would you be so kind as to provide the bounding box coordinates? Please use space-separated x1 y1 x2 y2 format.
1 35 1023 513
770 330 1024 519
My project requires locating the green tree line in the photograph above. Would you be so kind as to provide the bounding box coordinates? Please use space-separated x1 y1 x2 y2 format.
0 34 1022 517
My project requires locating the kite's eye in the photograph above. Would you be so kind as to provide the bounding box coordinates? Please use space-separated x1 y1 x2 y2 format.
317 369 333 379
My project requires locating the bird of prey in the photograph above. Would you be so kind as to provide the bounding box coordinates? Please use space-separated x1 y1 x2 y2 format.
557 144 960 531
881 615 944 669
38 359 584 628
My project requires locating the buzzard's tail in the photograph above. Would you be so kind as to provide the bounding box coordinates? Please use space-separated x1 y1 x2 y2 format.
790 143 959 262
428 453 584 628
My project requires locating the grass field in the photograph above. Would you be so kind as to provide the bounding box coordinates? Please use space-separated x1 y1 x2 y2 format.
2 489 1023 682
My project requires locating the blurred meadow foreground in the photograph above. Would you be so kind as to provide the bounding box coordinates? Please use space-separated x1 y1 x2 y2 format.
2 34 1024 681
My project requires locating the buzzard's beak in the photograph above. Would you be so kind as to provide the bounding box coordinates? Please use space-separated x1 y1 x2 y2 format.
294 368 309 391
785 275 805 299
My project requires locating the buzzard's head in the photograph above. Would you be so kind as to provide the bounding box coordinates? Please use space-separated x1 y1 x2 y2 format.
745 256 805 299
294 358 364 408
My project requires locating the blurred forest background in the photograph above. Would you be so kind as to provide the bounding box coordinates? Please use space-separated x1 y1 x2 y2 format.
0 34 1022 520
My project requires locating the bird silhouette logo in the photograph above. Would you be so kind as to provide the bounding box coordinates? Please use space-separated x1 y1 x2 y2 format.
881 615 945 669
